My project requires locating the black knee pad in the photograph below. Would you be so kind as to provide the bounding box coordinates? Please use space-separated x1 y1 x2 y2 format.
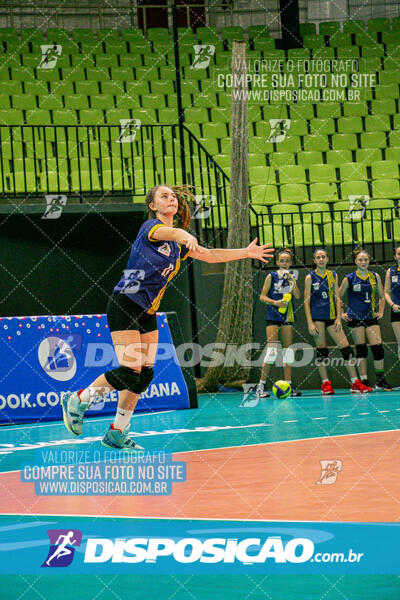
355 344 368 359
105 365 142 393
316 347 329 364
139 366 155 393
370 344 384 361
340 346 353 361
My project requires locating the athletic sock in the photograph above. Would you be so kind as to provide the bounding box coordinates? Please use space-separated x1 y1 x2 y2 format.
113 408 133 432
361 376 368 381
351 377 357 383
259 379 266 384
77 387 97 405
322 379 329 383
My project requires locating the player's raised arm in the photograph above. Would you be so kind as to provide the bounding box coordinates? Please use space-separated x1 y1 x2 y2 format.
190 238 274 264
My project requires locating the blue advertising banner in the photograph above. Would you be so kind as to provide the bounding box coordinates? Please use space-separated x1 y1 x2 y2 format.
0 516 398 575
0 312 189 424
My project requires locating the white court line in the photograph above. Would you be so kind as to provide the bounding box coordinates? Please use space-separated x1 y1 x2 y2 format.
1 428 399 475
0 410 174 432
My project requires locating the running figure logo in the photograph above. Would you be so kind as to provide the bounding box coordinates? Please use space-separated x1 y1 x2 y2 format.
38 44 62 69
192 195 216 220
347 195 370 221
267 119 291 143
240 383 259 408
42 195 67 219
191 45 215 69
117 118 141 143
317 460 343 485
42 529 82 567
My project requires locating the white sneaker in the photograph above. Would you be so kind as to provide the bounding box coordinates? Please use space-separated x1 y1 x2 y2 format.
256 383 270 398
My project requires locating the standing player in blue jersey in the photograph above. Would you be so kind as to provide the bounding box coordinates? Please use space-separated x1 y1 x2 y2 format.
61 185 274 450
339 248 393 391
384 244 400 375
304 248 371 395
256 248 302 398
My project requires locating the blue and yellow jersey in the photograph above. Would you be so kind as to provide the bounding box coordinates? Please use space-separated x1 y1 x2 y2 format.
389 265 400 306
265 270 295 324
113 218 191 314
310 269 337 321
346 270 378 320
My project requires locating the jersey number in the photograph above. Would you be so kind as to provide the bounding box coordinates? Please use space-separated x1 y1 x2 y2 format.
321 291 328 299
365 292 371 303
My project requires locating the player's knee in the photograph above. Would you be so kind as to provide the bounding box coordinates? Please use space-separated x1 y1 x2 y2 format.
355 343 368 359
105 365 154 393
263 346 278 365
370 344 384 361
282 347 295 365
316 347 329 365
340 345 353 361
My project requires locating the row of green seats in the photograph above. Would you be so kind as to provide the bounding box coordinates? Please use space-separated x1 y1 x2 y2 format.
246 180 400 204
300 18 400 36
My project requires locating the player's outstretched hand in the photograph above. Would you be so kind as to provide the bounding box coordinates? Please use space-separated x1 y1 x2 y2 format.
185 233 201 253
247 238 275 264
342 312 351 322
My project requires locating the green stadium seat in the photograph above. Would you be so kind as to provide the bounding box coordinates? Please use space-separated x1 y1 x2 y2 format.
383 57 399 71
278 165 306 184
360 131 387 148
25 109 51 125
221 26 244 41
385 147 400 162
303 135 329 152
362 44 385 58
337 47 360 59
115 96 141 109
341 180 370 199
52 109 78 124
323 222 353 244
288 119 308 136
343 102 368 117
343 20 364 34
297 151 323 167
372 178 400 198
391 220 400 241
354 31 378 46
310 118 335 135
365 115 390 132
248 154 266 168
276 136 302 153
95 54 118 69
258 223 285 247
371 160 399 179
271 203 301 225
12 94 37 110
393 114 400 130
290 104 314 119
196 27 220 42
286 222 322 246
326 150 352 166
340 163 368 180
331 133 358 150
309 182 339 203
270 152 296 167
97 29 120 43
10 67 35 81
309 164 336 183
121 28 145 42
202 122 228 139
382 31 400 44
92 95 115 110
303 34 325 49
0 94 11 109
119 55 143 68
287 48 310 59
185 106 209 123
329 33 352 47
79 108 105 124
39 95 64 110
337 116 362 133
357 57 381 72
250 184 279 205
368 18 390 32
54 141 79 158
316 103 341 118
379 71 400 85
248 25 270 38
301 202 331 224
86 66 110 81
364 198 395 221
147 28 169 43
375 84 399 100
357 220 388 243
111 67 134 81
64 94 89 109
280 183 308 203
371 99 396 116
51 80 75 96
313 47 335 59
0 109 23 124
319 22 341 36
250 165 275 185
37 68 61 83
300 23 316 36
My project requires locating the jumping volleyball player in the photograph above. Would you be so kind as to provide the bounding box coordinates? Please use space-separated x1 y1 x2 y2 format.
340 248 393 391
384 244 400 370
61 185 274 450
304 248 371 395
256 247 302 398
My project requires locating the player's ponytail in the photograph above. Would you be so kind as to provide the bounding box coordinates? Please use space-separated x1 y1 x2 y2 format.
353 247 370 260
145 184 194 230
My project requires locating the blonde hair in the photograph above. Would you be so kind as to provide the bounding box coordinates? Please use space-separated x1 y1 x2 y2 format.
145 184 195 230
